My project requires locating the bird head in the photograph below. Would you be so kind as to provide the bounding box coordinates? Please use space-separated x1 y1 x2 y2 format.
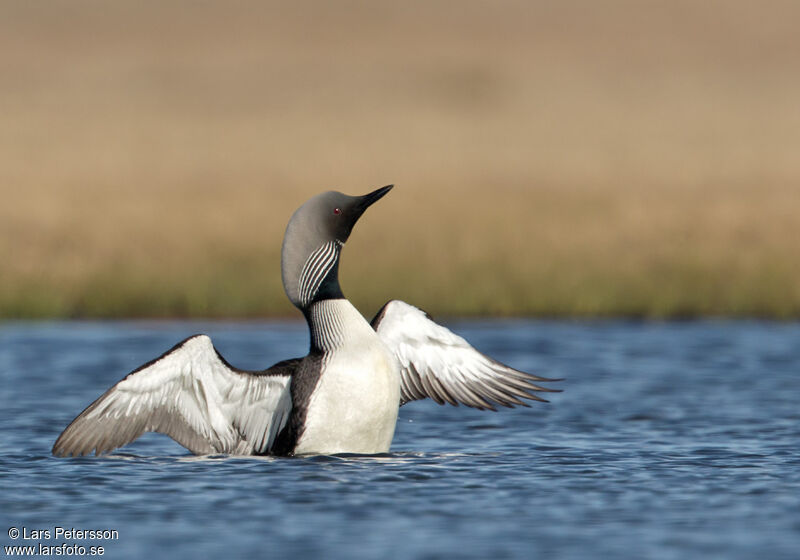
281 185 393 309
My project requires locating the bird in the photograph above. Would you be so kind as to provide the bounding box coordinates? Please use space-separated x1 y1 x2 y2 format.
52 185 559 457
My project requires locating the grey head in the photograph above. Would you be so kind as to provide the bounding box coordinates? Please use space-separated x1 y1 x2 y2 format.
281 185 393 310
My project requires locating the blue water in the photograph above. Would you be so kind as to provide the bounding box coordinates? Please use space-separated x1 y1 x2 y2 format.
1 320 799 559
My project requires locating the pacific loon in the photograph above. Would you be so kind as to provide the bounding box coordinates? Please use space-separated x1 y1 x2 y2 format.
53 185 559 457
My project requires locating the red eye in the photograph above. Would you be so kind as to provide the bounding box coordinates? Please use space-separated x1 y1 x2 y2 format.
333 208 342 215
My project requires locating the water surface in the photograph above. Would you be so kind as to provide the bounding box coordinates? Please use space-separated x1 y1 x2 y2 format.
1 320 799 558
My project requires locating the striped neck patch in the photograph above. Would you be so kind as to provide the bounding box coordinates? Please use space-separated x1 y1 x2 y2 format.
298 240 342 307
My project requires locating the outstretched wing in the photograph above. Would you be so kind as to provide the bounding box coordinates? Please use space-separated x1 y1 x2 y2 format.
372 300 560 410
53 335 295 457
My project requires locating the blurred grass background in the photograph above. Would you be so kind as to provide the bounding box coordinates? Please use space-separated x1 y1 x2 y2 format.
1 0 799 319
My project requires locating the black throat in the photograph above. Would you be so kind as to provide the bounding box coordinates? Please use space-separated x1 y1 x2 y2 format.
309 258 344 305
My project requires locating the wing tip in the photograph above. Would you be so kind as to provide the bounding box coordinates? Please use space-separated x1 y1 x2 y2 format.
52 440 94 458
52 425 99 458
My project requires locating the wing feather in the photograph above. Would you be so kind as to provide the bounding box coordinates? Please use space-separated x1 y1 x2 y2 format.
372 300 560 410
53 335 294 457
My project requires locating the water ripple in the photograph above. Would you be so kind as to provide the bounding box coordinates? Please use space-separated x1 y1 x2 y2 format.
2 320 800 559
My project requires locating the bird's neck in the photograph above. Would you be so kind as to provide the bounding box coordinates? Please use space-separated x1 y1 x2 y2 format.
284 240 345 309
305 299 374 353
310 258 344 304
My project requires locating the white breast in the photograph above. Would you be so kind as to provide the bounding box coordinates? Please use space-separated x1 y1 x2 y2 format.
294 300 401 455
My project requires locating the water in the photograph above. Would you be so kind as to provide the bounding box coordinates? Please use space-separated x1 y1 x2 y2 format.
1 320 799 559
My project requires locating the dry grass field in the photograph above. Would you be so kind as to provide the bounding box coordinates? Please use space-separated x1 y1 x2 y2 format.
1 1 799 318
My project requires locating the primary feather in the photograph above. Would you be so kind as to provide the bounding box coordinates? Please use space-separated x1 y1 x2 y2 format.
372 300 560 411
52 335 294 457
